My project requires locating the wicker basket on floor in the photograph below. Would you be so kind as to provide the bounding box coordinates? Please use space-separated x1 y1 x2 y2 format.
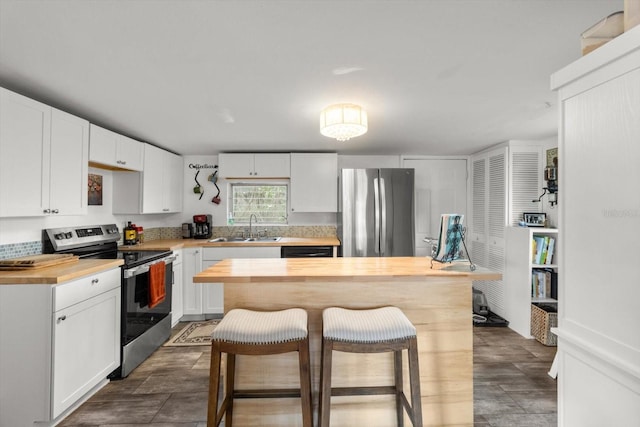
531 303 558 346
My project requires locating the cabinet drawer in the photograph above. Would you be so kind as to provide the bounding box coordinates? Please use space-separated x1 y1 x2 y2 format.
202 246 280 260
54 268 121 311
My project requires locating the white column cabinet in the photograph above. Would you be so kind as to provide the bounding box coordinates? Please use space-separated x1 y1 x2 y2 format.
89 124 143 171
0 88 89 217
219 153 290 178
290 153 338 212
551 27 640 426
0 267 120 426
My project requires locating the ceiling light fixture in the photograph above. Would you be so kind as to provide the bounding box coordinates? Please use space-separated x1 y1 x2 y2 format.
319 103 368 141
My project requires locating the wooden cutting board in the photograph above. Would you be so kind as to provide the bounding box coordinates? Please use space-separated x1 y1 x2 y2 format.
0 254 79 270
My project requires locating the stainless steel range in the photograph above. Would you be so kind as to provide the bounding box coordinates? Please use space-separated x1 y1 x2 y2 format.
43 224 175 378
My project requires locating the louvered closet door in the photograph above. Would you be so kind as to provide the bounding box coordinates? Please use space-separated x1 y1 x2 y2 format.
509 147 542 225
470 147 507 318
469 156 487 267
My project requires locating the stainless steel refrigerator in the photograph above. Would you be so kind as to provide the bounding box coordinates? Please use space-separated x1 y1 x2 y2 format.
338 168 415 257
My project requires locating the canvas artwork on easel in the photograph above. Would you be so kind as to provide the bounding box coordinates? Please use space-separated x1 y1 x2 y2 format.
433 214 464 262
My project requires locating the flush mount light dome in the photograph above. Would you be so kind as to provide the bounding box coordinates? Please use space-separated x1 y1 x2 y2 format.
320 103 368 141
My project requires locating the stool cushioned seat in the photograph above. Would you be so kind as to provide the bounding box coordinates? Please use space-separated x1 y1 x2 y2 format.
207 308 313 427
319 306 423 427
212 308 307 344
323 306 417 343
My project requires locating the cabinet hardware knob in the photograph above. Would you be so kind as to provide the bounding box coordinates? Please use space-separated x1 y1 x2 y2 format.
58 315 67 322
51 209 59 214
121 160 126 165
91 278 99 284
43 209 50 213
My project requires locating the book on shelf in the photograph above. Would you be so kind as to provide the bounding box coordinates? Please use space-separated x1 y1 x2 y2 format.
532 236 546 264
531 235 555 265
545 237 555 265
532 268 555 299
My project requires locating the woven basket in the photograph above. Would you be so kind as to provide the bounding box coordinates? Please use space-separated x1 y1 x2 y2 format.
531 303 557 346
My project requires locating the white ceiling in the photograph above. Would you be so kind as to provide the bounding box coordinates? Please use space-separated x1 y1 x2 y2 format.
0 0 621 156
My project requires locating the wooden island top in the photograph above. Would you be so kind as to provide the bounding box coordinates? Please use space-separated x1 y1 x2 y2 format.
195 256 501 427
194 256 500 283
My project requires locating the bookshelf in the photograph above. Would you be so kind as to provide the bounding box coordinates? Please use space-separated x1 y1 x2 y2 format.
504 226 558 338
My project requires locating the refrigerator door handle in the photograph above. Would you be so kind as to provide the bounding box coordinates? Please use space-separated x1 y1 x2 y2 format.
374 177 380 254
380 177 387 255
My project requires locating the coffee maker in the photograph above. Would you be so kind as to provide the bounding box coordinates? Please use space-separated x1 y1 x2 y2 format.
193 214 212 239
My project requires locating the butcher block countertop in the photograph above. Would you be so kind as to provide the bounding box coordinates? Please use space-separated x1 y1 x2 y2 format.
120 236 340 251
0 259 124 285
194 256 501 426
194 256 501 282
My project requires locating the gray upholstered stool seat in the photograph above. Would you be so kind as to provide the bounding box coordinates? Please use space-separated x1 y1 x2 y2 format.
212 308 308 344
207 308 312 427
323 306 417 343
319 306 423 427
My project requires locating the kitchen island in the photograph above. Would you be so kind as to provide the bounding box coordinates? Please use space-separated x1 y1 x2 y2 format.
194 256 501 427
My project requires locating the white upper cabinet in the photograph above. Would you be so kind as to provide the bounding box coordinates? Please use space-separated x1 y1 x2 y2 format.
290 153 338 212
141 144 183 213
0 88 88 217
89 124 143 171
49 109 89 216
219 153 290 178
113 143 183 214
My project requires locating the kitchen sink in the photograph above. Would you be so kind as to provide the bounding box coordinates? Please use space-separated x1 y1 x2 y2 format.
208 236 281 243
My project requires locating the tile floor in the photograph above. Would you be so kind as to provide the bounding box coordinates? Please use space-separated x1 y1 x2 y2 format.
58 324 557 427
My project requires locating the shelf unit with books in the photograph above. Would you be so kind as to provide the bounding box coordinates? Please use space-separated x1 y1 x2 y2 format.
504 226 558 338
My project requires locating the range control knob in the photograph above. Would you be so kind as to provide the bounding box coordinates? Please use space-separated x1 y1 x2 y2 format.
65 232 72 239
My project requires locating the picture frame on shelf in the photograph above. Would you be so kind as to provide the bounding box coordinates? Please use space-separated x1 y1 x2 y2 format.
523 212 546 227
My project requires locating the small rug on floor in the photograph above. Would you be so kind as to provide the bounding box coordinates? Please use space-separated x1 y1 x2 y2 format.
164 319 220 346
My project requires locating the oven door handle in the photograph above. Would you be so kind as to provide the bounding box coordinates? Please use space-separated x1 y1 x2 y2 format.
123 255 176 279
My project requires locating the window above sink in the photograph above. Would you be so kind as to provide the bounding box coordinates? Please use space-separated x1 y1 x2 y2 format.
228 182 288 225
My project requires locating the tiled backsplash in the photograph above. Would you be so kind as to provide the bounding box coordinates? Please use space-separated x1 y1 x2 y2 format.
0 225 337 260
0 241 42 260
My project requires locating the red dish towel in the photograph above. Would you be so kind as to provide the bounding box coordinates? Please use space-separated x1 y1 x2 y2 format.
148 261 166 309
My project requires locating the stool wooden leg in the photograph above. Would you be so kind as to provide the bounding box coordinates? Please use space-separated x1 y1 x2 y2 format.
394 350 404 427
207 343 222 427
298 338 313 427
225 353 236 427
408 338 423 427
319 338 333 427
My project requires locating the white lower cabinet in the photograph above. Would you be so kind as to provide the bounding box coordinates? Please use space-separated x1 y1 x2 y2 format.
182 247 204 318
0 267 121 426
182 246 281 319
171 249 184 326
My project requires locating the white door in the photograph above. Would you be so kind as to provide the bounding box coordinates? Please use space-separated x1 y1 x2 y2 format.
403 159 467 257
0 88 51 217
50 109 89 215
52 287 120 418
182 248 203 315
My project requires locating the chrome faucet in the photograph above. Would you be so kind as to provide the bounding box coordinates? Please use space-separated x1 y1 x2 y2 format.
249 214 257 239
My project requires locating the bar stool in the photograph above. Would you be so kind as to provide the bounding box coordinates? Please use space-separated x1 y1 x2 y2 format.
319 306 423 427
207 308 313 427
